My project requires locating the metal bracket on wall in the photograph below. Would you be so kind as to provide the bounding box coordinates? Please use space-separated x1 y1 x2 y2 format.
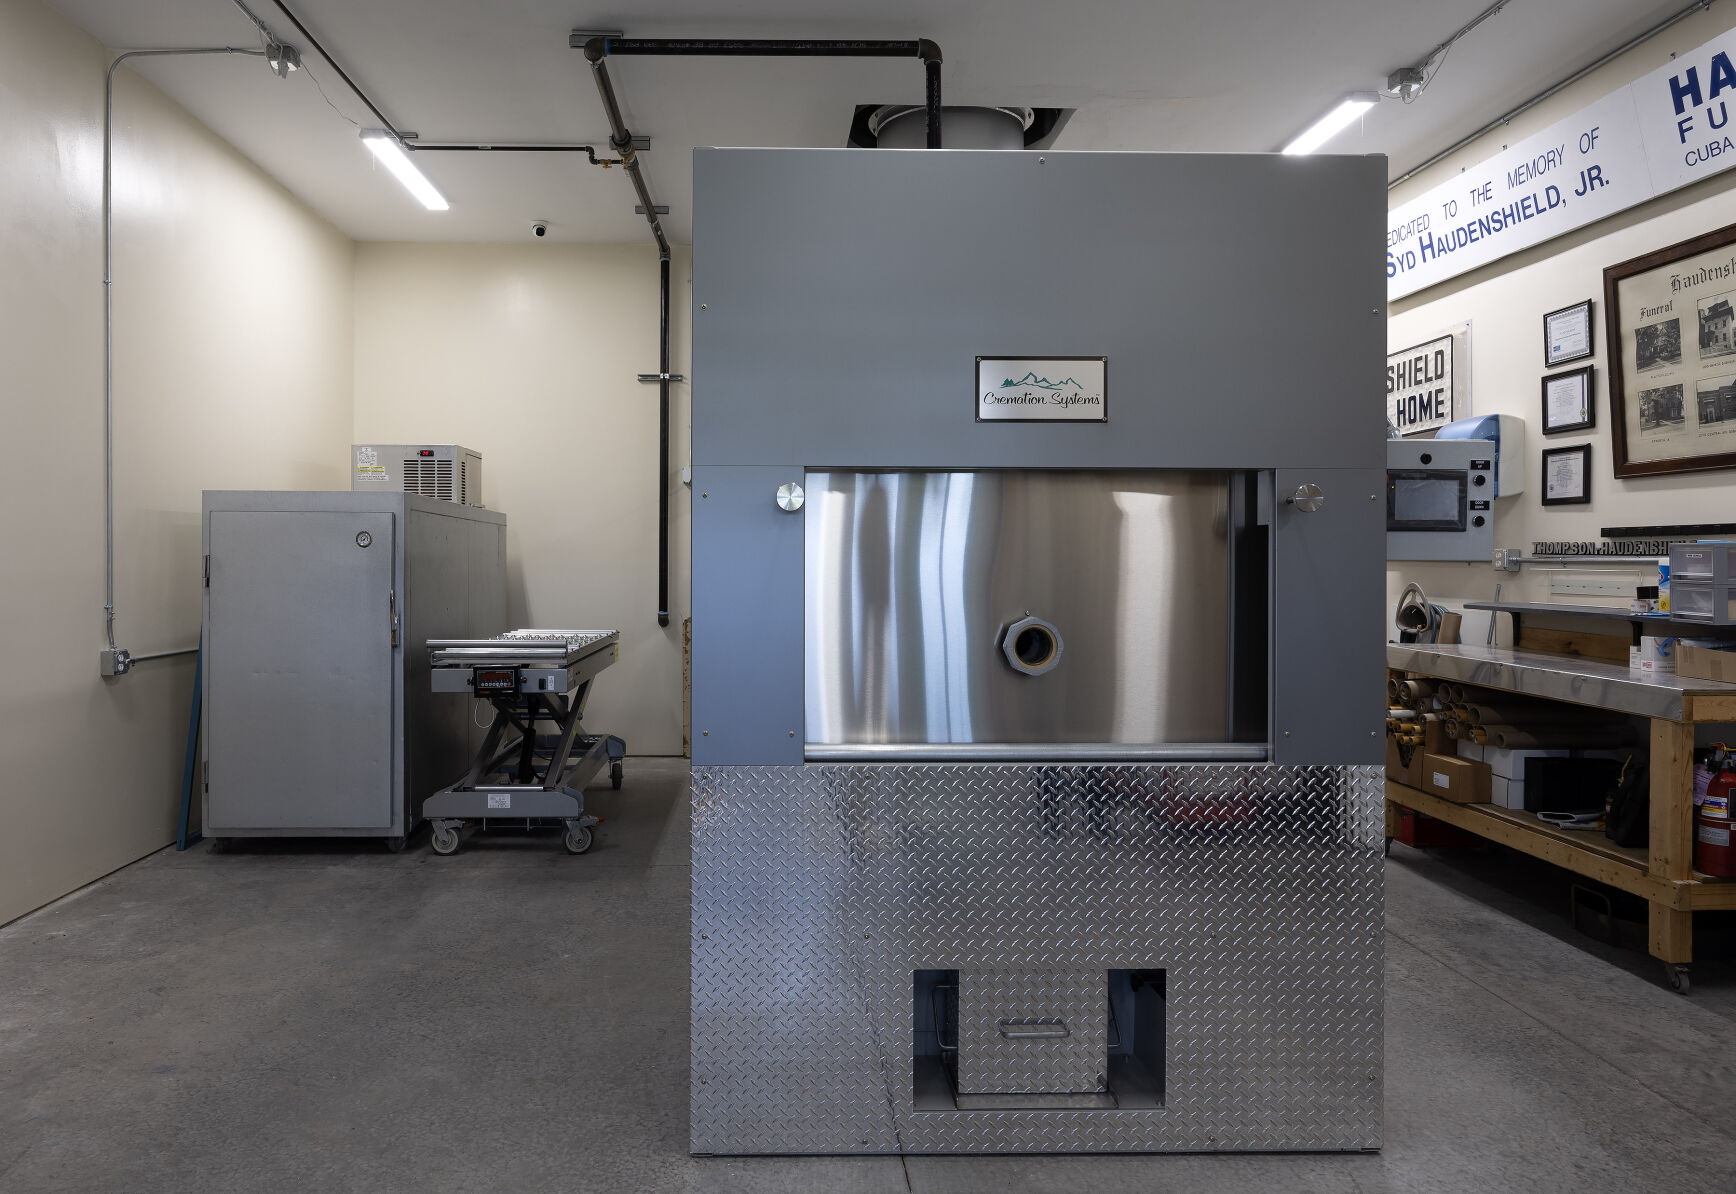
637 373 685 382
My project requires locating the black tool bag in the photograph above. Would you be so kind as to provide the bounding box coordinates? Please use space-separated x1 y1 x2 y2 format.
1604 752 1650 848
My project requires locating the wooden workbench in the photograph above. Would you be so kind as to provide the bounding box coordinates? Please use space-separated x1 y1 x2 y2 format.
1385 640 1736 993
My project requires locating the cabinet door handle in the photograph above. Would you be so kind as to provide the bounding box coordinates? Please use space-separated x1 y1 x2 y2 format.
998 1018 1069 1039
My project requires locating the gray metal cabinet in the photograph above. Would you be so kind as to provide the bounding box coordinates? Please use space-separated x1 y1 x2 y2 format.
201 492 506 841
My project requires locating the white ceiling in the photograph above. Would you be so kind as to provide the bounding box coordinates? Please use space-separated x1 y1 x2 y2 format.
51 0 1698 244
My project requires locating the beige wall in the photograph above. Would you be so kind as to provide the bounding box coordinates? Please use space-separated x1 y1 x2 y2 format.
0 0 354 925
352 243 693 755
1387 5 1736 631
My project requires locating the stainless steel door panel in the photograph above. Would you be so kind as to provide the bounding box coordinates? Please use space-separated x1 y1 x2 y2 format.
804 471 1230 745
207 511 396 830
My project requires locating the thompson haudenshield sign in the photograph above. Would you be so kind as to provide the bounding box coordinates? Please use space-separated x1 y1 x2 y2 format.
976 357 1107 421
1388 25 1736 299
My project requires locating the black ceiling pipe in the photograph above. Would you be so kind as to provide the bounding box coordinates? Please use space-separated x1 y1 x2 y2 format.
579 37 943 148
573 33 945 627
657 254 672 629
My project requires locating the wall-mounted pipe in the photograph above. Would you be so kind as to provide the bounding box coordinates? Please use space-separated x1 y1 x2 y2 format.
101 47 267 677
572 34 945 626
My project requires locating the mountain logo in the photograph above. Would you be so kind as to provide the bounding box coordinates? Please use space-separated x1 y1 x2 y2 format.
1001 371 1086 390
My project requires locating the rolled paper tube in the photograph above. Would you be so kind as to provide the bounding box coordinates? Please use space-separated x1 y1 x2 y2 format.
1463 702 1624 727
1486 724 1637 750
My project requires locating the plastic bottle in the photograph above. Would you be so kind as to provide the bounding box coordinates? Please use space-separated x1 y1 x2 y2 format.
1658 557 1671 613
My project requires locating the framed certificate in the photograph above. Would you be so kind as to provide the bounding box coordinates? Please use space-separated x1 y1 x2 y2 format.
1543 299 1594 367
1541 443 1592 505
1540 365 1595 434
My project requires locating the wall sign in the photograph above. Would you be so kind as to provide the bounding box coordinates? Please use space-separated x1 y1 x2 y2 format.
976 357 1107 422
1387 25 1736 300
1386 324 1469 435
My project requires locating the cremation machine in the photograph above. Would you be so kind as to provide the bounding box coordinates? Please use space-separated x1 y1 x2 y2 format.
689 149 1386 1154
201 491 506 848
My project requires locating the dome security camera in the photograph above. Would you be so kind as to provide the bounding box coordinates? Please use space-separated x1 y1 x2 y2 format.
532 221 549 238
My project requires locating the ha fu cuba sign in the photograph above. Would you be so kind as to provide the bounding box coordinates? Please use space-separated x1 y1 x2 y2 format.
1387 24 1736 299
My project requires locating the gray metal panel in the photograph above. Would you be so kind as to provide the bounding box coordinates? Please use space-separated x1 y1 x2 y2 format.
201 492 507 836
1385 439 1493 562
690 467 804 766
956 970 1106 1095
403 504 509 824
804 471 1230 746
1272 468 1386 766
691 763 1385 1153
206 510 396 831
691 150 1386 471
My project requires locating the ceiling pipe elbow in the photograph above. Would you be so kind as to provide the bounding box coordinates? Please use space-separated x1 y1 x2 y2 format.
582 35 608 62
916 38 942 64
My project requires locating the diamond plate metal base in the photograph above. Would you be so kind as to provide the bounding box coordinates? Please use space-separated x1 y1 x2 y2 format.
692 764 1384 1154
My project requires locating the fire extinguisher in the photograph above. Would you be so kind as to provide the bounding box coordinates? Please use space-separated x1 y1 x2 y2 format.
1697 745 1736 879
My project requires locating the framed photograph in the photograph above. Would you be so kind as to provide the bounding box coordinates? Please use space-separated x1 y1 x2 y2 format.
1543 299 1594 367
1605 223 1736 477
1540 365 1595 434
1541 443 1592 505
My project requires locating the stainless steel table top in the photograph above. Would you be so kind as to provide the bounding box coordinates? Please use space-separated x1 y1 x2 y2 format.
1386 642 1736 721
428 629 619 668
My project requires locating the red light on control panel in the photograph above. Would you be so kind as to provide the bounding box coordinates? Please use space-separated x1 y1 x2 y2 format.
419 449 434 456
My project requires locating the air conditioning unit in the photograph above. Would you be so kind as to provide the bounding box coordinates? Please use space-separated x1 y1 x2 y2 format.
351 444 483 507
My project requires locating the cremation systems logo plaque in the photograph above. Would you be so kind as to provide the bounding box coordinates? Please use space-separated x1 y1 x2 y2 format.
976 357 1108 421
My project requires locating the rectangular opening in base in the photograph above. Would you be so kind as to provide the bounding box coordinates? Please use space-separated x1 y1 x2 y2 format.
913 967 1166 1110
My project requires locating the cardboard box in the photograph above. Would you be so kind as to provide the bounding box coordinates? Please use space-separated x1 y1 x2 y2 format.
1677 642 1736 683
1422 752 1492 804
1490 775 1515 809
1483 746 1569 781
1457 740 1486 762
1423 714 1450 755
1386 734 1423 787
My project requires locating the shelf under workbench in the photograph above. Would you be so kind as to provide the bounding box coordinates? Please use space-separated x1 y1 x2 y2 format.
1387 641 1736 978
1384 781 1736 912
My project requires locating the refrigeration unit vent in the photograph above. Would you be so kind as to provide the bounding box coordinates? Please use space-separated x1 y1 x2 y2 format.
402 456 454 502
351 444 483 507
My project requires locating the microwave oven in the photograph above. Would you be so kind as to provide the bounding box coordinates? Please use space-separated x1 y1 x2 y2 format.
1386 438 1493 562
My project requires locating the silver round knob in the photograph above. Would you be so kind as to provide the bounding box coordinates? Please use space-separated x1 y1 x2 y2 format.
355 531 373 548
776 482 805 512
1287 483 1326 513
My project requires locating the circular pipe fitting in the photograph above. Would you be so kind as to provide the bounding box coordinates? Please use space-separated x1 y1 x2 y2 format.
1001 615 1063 676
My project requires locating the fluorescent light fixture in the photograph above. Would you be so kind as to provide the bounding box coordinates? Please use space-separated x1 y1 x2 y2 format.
1282 93 1379 156
360 129 449 211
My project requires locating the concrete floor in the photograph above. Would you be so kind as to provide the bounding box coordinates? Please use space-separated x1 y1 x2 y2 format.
3 757 1735 1193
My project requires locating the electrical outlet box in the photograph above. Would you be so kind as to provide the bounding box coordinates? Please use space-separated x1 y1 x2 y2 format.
1491 548 1521 572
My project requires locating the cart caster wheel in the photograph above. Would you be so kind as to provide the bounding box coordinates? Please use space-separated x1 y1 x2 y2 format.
611 761 623 790
1383 836 1393 857
1664 962 1691 995
563 825 595 855
430 826 461 856
383 836 407 854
